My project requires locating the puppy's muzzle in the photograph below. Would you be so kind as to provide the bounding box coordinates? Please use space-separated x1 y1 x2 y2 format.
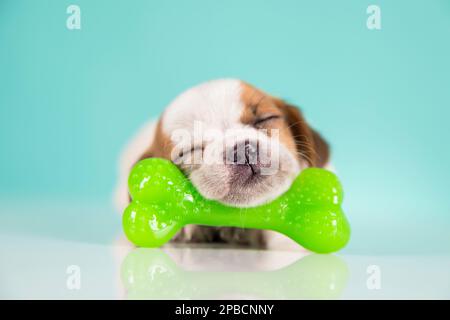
225 140 262 179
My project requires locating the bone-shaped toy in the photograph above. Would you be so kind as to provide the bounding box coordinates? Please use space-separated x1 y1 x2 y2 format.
123 158 351 253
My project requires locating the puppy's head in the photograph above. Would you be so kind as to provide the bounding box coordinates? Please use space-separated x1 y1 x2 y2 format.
141 79 328 207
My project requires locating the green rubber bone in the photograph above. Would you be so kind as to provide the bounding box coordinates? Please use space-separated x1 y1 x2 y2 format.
123 158 351 253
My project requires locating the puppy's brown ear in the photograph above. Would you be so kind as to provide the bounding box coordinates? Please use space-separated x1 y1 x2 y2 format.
310 128 330 168
136 120 169 162
273 98 330 167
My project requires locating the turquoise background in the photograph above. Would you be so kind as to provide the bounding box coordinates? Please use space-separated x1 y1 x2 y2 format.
1 0 449 254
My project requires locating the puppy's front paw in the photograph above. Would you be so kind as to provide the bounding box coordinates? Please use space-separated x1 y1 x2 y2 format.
172 225 266 248
172 225 216 243
219 227 266 248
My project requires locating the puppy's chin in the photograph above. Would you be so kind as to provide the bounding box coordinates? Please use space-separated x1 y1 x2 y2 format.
221 171 297 207
188 157 301 208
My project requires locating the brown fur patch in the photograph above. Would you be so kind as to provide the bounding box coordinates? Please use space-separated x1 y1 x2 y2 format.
239 82 329 167
138 116 173 162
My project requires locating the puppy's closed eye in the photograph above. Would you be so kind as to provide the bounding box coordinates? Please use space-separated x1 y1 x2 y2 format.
253 114 282 127
173 144 204 164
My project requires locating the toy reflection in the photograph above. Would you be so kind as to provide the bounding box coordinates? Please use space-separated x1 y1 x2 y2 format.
120 248 349 299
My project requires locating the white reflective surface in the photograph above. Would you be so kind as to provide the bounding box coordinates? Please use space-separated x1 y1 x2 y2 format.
1 233 449 299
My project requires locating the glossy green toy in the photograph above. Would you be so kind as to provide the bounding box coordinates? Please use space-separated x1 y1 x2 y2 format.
123 158 351 253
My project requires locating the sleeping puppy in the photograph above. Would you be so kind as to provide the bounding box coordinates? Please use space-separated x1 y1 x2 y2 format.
116 79 330 249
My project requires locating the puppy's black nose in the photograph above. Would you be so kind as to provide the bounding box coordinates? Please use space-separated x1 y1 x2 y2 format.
225 140 261 176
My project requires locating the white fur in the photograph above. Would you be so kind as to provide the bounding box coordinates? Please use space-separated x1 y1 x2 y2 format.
161 79 301 207
163 79 243 136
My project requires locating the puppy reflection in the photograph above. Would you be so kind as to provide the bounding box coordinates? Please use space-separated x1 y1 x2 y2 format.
120 248 348 300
